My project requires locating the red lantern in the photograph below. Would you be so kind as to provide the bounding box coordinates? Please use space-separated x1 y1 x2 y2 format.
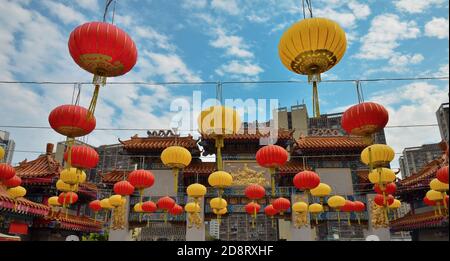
341 200 355 212
341 102 389 137
436 166 448 184
89 200 102 212
64 146 99 169
169 204 184 215
113 181 135 196
68 22 138 78
142 201 157 213
245 184 266 200
264 205 279 216
2 175 21 187
374 194 394 207
48 105 96 138
0 163 15 180
374 183 397 195
353 201 366 212
58 192 78 205
128 170 155 189
293 171 321 191
245 202 261 215
423 197 437 206
256 145 288 168
273 197 291 214
157 196 176 211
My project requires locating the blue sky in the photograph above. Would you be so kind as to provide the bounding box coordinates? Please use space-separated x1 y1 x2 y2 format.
0 0 448 169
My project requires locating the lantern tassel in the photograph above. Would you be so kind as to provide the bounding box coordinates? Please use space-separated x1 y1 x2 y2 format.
357 213 361 225
215 136 224 171
437 202 442 216
88 75 106 118
337 210 340 223
315 214 318 225
270 168 275 197
66 138 74 168
173 168 179 194
164 210 168 223
347 213 351 226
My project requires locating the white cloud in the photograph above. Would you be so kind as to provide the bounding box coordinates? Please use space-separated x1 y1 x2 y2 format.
383 53 424 73
75 0 100 11
182 0 207 9
394 0 446 13
144 51 202 82
434 64 450 77
210 28 254 58
314 0 371 29
211 0 240 15
41 0 87 25
348 1 371 19
216 60 264 78
425 17 449 39
356 14 420 60
135 26 176 51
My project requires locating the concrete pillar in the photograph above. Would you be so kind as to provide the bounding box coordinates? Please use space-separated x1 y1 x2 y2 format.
366 194 391 241
186 197 205 241
108 196 132 241
289 193 315 241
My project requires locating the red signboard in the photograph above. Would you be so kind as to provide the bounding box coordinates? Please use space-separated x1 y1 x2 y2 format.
9 222 28 235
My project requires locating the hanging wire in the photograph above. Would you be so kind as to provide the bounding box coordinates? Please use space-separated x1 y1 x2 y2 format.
302 0 306 19
305 0 313 18
103 0 114 22
111 0 117 24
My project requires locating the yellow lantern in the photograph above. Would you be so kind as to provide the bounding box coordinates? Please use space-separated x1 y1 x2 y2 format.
109 195 123 208
7 186 27 199
309 203 324 224
389 199 401 210
310 183 332 203
185 202 201 213
161 146 192 193
187 183 207 202
79 171 87 184
208 171 233 198
279 18 347 117
361 144 395 168
100 198 113 210
133 203 143 213
292 202 309 213
0 146 4 160
48 196 61 207
198 106 241 170
210 197 227 210
430 179 449 192
213 208 227 215
60 168 85 185
56 179 78 192
368 168 396 184
427 190 444 201
327 195 346 223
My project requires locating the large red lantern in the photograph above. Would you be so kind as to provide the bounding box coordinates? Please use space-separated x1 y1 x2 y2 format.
68 22 138 78
113 181 135 196
64 146 99 169
256 145 288 196
128 170 155 202
293 171 321 191
341 200 355 212
89 200 102 212
157 196 176 223
353 201 365 224
58 192 78 205
2 176 22 188
273 197 291 214
374 194 394 207
0 163 16 180
48 105 96 138
374 183 397 195
245 202 261 215
245 184 266 200
436 166 448 184
423 197 437 206
264 205 279 216
142 201 157 213
341 102 389 138
169 204 184 216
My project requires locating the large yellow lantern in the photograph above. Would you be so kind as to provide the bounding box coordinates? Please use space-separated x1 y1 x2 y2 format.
279 17 347 117
100 198 113 210
56 179 78 192
292 202 309 213
368 168 396 185
389 199 401 210
427 190 445 216
327 195 346 223
308 203 324 224
0 146 4 160
161 146 192 193
109 195 124 208
60 168 85 186
133 203 143 213
430 179 449 192
187 183 207 203
7 186 27 199
361 144 395 168
310 183 332 203
198 106 241 170
48 196 61 207
208 171 233 198
185 202 202 229
185 202 201 213
210 197 228 224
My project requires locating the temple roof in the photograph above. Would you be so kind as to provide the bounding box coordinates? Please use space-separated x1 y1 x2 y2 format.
294 136 367 153
101 170 130 184
201 129 294 141
119 132 199 152
0 185 49 217
35 210 102 233
390 210 448 232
